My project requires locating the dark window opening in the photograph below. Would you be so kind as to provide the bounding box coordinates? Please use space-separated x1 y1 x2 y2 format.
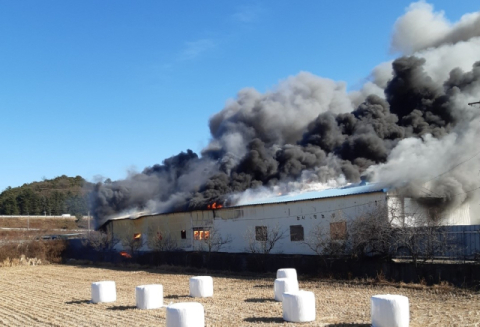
290 225 304 242
255 226 267 241
181 230 186 239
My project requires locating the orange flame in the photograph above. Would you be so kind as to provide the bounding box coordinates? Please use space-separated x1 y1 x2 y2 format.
119 251 132 258
207 202 223 209
133 233 141 239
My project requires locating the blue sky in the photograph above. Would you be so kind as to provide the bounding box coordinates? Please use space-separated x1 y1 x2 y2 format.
0 1 478 191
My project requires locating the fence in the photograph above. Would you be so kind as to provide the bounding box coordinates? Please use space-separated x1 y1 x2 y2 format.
391 225 480 261
442 225 480 260
65 240 480 286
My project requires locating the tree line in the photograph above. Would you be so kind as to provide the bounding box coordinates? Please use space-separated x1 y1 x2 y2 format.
0 175 94 218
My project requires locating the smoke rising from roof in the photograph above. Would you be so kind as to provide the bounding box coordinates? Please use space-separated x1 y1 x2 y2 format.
90 2 480 226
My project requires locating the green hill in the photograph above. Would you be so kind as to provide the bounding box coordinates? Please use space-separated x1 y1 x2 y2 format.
0 175 94 217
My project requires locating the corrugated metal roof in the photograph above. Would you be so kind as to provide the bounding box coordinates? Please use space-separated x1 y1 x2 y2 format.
98 183 387 228
235 183 387 207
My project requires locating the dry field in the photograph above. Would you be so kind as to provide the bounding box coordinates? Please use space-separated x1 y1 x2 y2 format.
0 217 85 244
0 217 79 230
0 264 479 327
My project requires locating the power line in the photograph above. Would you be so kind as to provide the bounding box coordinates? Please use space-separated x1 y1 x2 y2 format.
451 185 480 198
411 184 442 198
424 151 480 183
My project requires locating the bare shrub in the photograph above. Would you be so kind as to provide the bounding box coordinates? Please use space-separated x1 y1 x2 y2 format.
119 226 144 257
193 225 232 252
24 241 47 261
304 224 349 260
0 239 66 266
395 209 457 265
349 205 398 260
146 226 178 252
245 224 286 254
0 243 20 263
81 231 119 252
348 203 458 263
43 240 67 263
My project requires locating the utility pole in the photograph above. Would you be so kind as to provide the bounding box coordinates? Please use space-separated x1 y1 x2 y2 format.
468 101 480 106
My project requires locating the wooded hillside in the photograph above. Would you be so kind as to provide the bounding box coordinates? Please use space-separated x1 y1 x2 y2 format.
0 175 94 217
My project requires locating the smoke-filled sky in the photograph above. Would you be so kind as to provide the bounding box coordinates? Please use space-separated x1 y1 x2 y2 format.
1 1 479 222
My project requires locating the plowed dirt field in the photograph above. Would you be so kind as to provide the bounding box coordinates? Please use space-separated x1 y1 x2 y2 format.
0 264 478 326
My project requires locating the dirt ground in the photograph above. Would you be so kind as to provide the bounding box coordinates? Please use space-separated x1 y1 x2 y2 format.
0 264 479 327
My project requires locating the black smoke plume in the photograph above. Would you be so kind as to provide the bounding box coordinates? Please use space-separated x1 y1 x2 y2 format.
90 55 480 225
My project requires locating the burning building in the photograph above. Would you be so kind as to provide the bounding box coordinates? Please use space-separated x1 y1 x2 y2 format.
99 183 471 255
91 2 480 254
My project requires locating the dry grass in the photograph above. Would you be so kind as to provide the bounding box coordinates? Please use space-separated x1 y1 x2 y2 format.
0 264 479 326
0 240 67 265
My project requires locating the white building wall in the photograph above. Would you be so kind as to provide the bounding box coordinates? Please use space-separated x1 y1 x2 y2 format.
387 196 471 227
443 203 471 225
108 191 472 255
109 191 388 255
211 192 387 255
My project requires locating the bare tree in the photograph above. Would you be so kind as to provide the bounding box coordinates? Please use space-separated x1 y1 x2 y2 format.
82 231 120 252
349 205 398 260
118 226 145 257
245 224 286 254
395 208 457 265
146 226 178 252
303 224 349 260
194 224 232 252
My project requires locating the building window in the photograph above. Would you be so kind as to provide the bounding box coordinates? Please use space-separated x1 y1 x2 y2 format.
181 230 186 239
330 222 347 240
193 227 210 240
290 225 304 242
255 226 267 241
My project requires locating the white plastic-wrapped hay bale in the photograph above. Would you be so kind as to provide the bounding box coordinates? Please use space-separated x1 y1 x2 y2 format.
371 294 409 327
166 302 204 327
91 281 116 304
276 268 297 280
189 276 213 298
135 284 163 309
274 278 299 301
282 290 316 322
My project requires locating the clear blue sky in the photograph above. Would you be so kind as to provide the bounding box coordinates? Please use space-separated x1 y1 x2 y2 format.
0 1 477 191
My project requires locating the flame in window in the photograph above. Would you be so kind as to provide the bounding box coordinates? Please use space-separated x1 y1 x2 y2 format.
194 230 210 240
133 233 141 240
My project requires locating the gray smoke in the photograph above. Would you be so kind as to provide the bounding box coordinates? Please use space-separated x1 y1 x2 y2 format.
90 2 480 226
391 2 480 54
